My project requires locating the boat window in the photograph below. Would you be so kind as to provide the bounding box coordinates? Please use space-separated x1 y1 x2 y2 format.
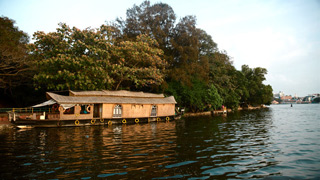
80 105 90 114
63 107 74 114
113 105 122 118
151 105 157 117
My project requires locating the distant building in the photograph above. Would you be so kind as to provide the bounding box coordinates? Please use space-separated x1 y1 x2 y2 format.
273 91 285 99
273 91 320 104
281 95 292 101
280 95 296 103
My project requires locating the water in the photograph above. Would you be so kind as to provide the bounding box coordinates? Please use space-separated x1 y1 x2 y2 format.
0 104 319 179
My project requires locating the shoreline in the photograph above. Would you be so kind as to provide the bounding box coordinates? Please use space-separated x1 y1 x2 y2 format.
184 105 268 117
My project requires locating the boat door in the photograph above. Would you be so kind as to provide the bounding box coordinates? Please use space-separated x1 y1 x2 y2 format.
93 104 102 118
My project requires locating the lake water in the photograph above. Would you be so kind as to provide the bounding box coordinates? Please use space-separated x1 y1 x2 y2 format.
0 104 319 179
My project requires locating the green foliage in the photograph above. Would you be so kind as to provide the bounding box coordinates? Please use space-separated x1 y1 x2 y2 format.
116 0 176 63
116 2 215 87
224 90 241 110
170 16 211 85
165 79 205 112
261 85 273 105
30 23 165 91
114 0 273 111
1 1 275 110
208 51 240 110
112 34 166 90
206 84 223 110
30 24 113 90
241 65 273 106
0 16 31 90
165 79 222 112
0 16 46 107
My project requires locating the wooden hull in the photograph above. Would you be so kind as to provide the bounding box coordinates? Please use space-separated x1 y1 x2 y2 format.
10 116 180 128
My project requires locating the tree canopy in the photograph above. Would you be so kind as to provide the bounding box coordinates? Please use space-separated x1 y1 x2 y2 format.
29 23 166 91
114 0 272 111
1 1 273 110
0 16 30 90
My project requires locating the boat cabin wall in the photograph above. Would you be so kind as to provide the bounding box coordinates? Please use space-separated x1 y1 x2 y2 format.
122 104 152 118
101 103 176 119
157 104 175 117
102 104 113 118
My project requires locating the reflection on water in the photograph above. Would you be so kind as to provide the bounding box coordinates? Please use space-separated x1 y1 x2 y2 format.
0 104 320 179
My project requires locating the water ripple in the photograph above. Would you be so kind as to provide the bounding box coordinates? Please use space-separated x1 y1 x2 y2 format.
0 104 319 179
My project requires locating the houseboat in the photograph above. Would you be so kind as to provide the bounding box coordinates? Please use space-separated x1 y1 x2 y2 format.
8 90 179 128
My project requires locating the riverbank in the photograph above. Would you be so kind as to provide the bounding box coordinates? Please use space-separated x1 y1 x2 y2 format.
184 105 268 117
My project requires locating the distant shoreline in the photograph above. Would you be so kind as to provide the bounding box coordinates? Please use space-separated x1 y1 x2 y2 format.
184 105 268 117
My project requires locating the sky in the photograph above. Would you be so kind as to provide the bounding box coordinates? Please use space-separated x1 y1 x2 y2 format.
1 0 319 97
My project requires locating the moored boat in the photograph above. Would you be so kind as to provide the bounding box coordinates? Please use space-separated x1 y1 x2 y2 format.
8 90 180 128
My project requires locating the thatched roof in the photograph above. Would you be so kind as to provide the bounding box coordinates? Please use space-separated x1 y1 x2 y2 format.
69 90 164 98
47 92 176 105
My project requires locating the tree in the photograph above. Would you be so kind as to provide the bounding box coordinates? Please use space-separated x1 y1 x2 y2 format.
111 34 166 90
0 16 30 91
206 84 223 110
165 79 222 112
115 1 215 86
241 65 273 106
208 51 241 110
170 16 210 86
116 0 176 64
115 1 245 111
30 24 114 90
165 79 208 112
30 23 165 91
260 84 273 105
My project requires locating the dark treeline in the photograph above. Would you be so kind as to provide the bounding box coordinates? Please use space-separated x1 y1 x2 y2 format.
0 1 273 111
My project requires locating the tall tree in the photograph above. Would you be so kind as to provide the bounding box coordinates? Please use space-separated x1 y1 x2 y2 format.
109 1 275 111
165 78 207 112
30 24 114 90
0 16 30 91
115 1 223 111
241 65 273 105
111 34 166 90
208 51 241 109
116 0 176 64
30 23 165 91
206 84 223 110
170 16 210 85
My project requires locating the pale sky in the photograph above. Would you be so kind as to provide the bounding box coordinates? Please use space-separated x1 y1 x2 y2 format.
1 0 319 97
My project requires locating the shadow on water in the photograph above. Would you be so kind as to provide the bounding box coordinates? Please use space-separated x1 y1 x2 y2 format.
0 105 320 179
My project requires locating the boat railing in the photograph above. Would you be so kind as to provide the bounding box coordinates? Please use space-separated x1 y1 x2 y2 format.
0 107 54 114
4 107 61 121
